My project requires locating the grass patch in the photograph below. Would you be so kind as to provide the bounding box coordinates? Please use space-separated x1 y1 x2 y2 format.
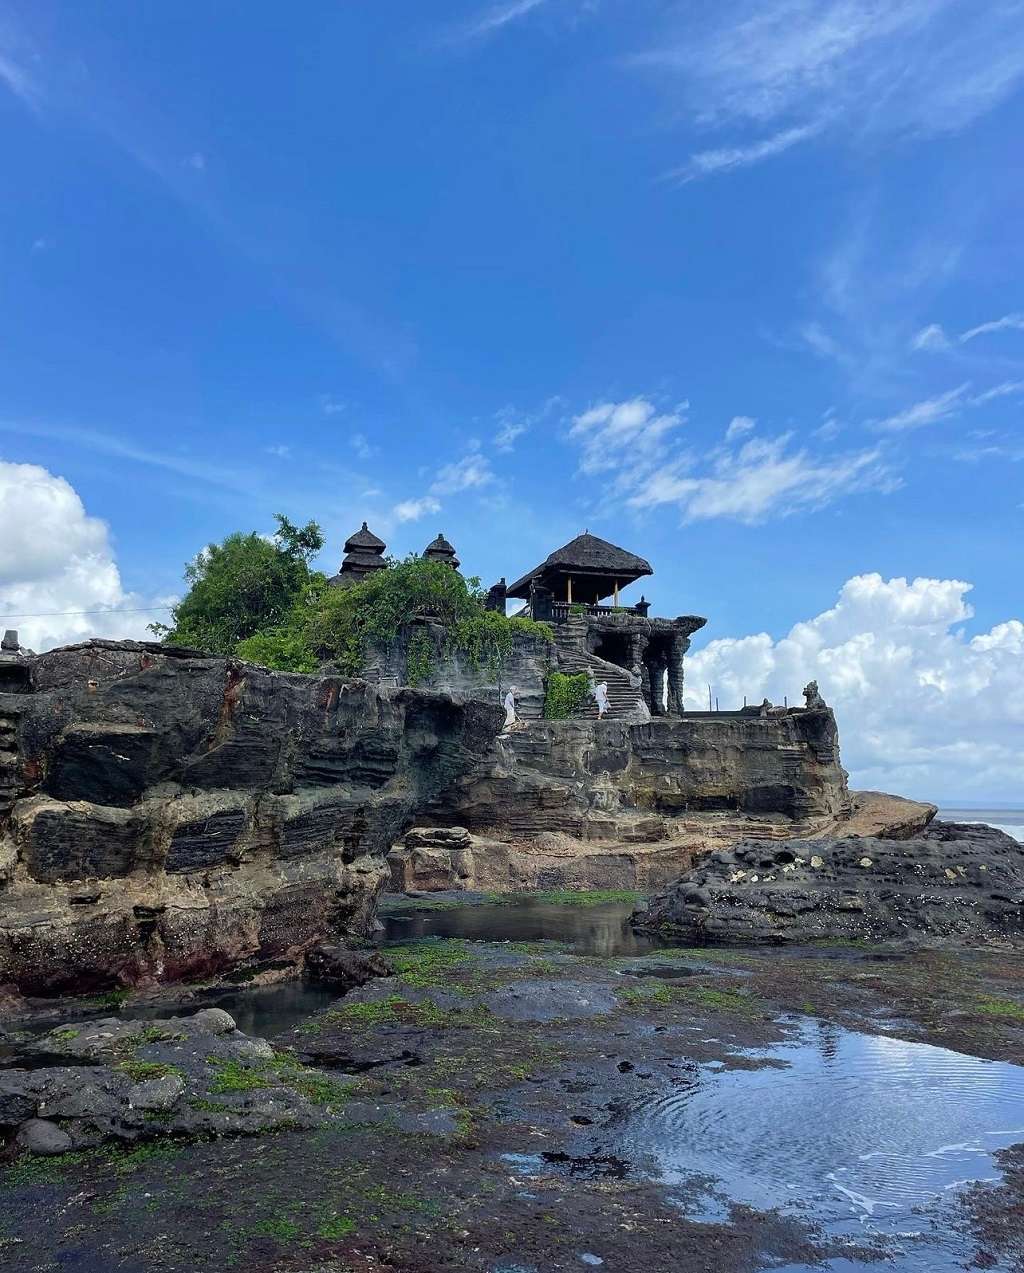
207 1058 274 1094
118 1060 183 1083
384 940 475 989
617 982 673 1007
50 1027 80 1043
251 1212 300 1242
975 996 1024 1020
317 1214 356 1239
300 995 494 1034
486 889 644 908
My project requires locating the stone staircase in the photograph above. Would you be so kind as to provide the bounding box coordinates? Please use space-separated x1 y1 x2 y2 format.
552 616 645 721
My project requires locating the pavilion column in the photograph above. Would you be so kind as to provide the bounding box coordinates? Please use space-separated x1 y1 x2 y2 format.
666 634 691 716
567 576 573 603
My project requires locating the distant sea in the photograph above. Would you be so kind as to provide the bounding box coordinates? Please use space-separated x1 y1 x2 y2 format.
937 807 1024 843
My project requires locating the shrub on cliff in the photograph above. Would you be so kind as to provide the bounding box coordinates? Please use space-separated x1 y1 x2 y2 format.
153 515 325 655
543 671 591 719
160 533 550 678
301 555 551 680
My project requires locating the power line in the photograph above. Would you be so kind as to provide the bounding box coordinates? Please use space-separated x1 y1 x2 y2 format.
0 605 174 620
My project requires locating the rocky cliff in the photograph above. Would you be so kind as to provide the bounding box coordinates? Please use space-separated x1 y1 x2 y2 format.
0 641 500 995
432 709 853 841
637 821 1024 946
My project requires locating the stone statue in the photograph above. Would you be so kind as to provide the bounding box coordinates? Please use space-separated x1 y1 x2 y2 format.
503 686 519 730
759 697 772 718
593 682 610 719
803 680 826 710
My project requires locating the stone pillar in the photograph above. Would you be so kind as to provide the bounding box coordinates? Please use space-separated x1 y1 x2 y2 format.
666 634 691 716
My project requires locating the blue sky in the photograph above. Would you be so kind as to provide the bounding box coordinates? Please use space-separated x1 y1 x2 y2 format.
1 1 1022 801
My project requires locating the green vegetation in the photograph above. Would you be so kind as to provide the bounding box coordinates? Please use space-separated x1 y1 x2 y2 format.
117 1060 182 1083
486 888 644 907
302 994 494 1033
317 1214 357 1239
157 526 551 678
384 940 475 988
975 996 1024 1020
153 513 325 657
543 670 591 719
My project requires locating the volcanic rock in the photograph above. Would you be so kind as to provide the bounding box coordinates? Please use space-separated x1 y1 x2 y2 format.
637 821 1024 946
0 640 501 994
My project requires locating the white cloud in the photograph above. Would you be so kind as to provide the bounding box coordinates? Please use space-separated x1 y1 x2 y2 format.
873 381 1024 431
666 123 821 181
392 496 442 523
319 395 346 416
636 1 1024 179
960 313 1024 343
629 433 894 524
184 152 206 171
0 460 172 652
430 450 495 495
685 573 1024 801
265 444 291 459
799 321 848 362
910 323 951 352
467 0 547 37
568 396 894 524
726 415 757 441
873 383 971 431
352 432 377 461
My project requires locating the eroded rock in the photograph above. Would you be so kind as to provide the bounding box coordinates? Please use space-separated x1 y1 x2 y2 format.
638 822 1024 946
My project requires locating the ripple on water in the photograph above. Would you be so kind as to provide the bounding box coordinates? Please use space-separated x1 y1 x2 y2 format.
613 1019 1024 1266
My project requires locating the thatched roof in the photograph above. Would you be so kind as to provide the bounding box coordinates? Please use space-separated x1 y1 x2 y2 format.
508 533 652 599
344 522 386 553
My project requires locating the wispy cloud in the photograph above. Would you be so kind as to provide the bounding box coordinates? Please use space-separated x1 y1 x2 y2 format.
447 0 548 43
665 123 821 182
725 415 756 441
431 449 495 496
635 1 1024 180
960 313 1024 344
567 396 893 524
910 323 951 352
873 380 1024 431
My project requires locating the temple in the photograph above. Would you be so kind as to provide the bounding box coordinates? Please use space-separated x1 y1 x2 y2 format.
328 522 706 721
501 531 705 719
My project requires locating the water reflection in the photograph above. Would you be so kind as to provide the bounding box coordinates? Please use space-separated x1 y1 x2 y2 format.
380 898 659 958
612 1018 1024 1267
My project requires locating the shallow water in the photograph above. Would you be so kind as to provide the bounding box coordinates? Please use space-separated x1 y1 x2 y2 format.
611 1017 1024 1269
380 897 662 957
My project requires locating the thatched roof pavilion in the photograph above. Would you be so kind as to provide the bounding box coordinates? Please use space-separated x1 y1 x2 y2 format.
507 532 652 605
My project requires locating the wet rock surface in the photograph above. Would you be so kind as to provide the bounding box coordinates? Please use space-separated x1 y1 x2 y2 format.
638 820 1024 946
2 910 1024 1271
0 640 501 995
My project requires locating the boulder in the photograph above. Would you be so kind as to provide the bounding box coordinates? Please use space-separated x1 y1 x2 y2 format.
15 1118 73 1156
305 946 392 990
637 821 1024 946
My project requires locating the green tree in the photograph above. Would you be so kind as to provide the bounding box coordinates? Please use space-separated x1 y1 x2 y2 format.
154 514 325 655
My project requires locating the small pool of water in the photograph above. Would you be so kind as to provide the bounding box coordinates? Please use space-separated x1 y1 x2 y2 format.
380 897 662 957
125 980 341 1038
610 1018 1024 1269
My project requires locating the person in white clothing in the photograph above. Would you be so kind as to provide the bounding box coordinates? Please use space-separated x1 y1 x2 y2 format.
503 686 519 730
594 681 609 718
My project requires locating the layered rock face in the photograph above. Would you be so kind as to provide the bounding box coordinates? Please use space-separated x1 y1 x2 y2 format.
0 641 500 995
435 709 852 841
638 822 1024 945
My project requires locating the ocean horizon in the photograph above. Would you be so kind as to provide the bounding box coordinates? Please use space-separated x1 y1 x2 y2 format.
938 806 1024 842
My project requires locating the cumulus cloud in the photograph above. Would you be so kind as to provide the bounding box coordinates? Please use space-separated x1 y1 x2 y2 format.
0 460 172 651
569 397 895 524
636 0 1024 179
685 573 1024 801
392 495 442 523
